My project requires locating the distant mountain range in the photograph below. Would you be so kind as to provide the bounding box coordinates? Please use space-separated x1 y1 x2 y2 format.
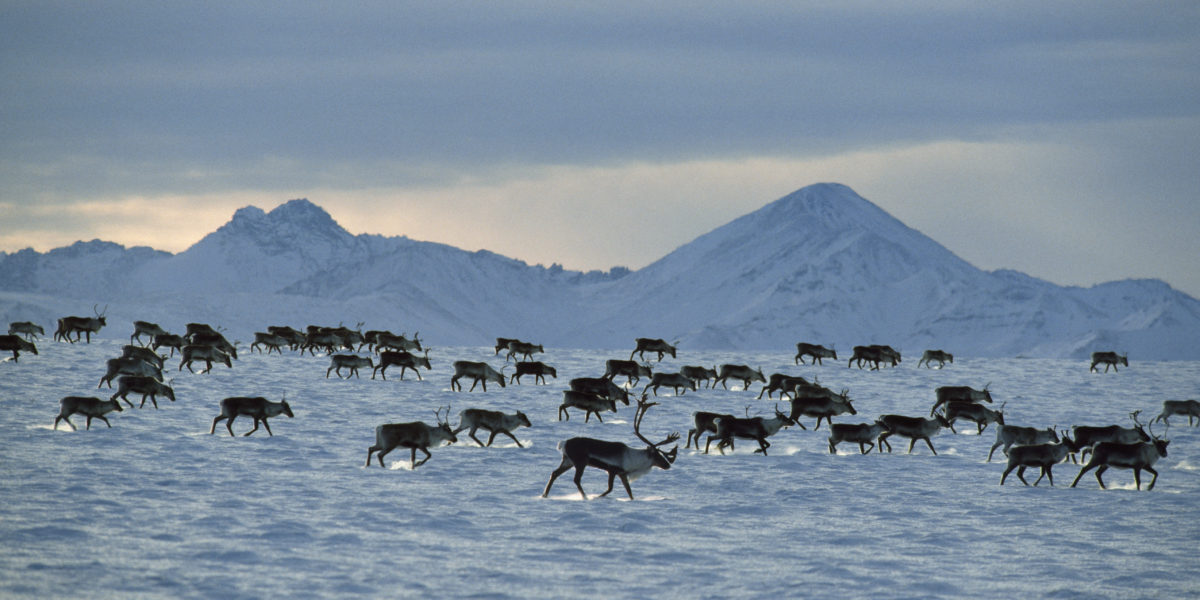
4 183 1199 359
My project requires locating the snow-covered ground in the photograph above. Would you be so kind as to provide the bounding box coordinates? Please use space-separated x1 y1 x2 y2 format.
3 339 1198 599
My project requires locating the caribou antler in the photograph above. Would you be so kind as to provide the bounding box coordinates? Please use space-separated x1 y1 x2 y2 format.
633 393 679 448
435 404 452 426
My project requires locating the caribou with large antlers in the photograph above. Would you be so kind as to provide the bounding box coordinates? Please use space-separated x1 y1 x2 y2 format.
1071 420 1169 490
366 406 458 469
543 395 679 500
55 305 108 343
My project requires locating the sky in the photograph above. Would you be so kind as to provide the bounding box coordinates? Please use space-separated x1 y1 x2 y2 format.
2 2 1199 297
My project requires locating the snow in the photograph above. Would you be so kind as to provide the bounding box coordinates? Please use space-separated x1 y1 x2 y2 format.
2 337 1198 599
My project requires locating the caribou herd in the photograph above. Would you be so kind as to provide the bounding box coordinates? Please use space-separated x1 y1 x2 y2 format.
10 312 1189 495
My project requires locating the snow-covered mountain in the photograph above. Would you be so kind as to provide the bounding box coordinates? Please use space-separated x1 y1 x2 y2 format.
4 184 1199 359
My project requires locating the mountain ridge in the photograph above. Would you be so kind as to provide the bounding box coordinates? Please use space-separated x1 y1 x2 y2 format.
3 184 1198 359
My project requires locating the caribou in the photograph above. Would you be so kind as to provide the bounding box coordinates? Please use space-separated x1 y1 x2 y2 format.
1152 399 1200 427
713 364 767 390
876 414 952 455
706 407 795 456
1071 426 1169 491
604 359 653 386
494 337 522 355
374 331 422 353
210 396 294 437
787 387 852 430
917 350 954 368
757 373 810 400
326 354 373 379
558 390 618 422
54 396 123 430
828 421 890 454
55 305 107 343
8 321 44 341
644 372 698 396
930 385 993 416
250 332 289 354
450 361 506 392
372 350 432 380
509 361 556 385
679 365 718 389
366 406 458 469
110 375 176 409
987 424 1060 462
1090 351 1128 373
542 396 679 500
630 338 677 362
189 330 238 360
453 408 532 448
505 341 544 362
151 333 187 357
686 411 735 450
569 377 631 405
0 334 38 362
130 321 169 345
121 344 165 369
98 356 163 388
795 343 837 366
999 432 1083 486
267 326 306 350
848 345 901 370
1072 412 1151 463
944 401 1005 434
179 345 233 374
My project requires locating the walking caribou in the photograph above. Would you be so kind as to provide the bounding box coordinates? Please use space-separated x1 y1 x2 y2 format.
630 338 677 361
0 335 38 362
679 365 718 389
450 361 506 392
55 305 107 343
930 385 993 416
505 341 544 362
54 396 123 431
110 375 176 409
372 350 432 380
917 350 954 368
509 361 557 385
828 421 890 455
210 396 294 437
1090 351 1128 373
558 390 618 422
604 359 652 386
130 321 169 345
987 424 1060 462
543 396 679 500
686 411 735 450
705 407 795 456
794 343 837 365
326 354 373 379
1071 423 1169 491
453 408 532 448
1000 433 1083 486
569 377 631 406
366 407 458 469
877 414 952 455
944 401 1005 434
8 321 44 341
712 364 766 390
644 372 697 396
1152 400 1200 427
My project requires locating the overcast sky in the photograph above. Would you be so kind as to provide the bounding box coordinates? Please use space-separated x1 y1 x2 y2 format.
3 2 1198 297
